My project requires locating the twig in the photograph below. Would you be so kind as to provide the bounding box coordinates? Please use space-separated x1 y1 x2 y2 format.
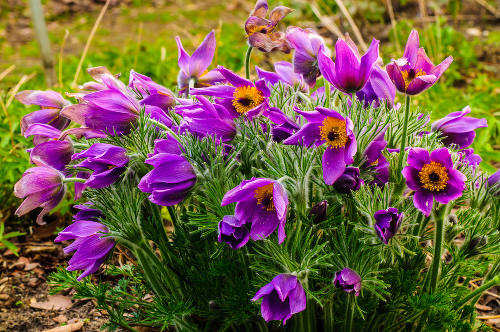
384 0 401 53
413 14 498 22
0 65 16 82
473 0 500 17
332 0 367 51
71 0 111 89
6 73 36 108
132 22 144 69
310 2 343 39
58 29 70 89
478 315 500 320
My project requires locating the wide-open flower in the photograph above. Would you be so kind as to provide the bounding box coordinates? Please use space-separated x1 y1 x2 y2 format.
218 215 250 250
374 208 403 244
72 143 129 189
356 65 396 108
333 167 363 193
175 96 236 142
251 274 306 324
139 136 196 206
363 129 389 186
245 0 292 53
386 30 453 95
256 61 308 91
16 90 71 144
191 66 271 119
286 26 330 87
129 70 176 111
175 30 224 93
333 268 362 296
221 178 288 243
431 106 487 148
55 220 114 281
284 107 356 185
318 37 379 94
14 166 66 224
402 147 466 216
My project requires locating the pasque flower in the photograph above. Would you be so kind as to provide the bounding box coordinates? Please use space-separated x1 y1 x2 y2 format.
386 30 453 95
362 129 389 186
431 106 487 149
374 208 403 244
55 218 114 281
218 215 250 250
139 136 197 206
221 178 288 243
286 26 330 87
73 202 104 222
256 61 308 91
333 167 364 193
16 90 71 144
356 65 396 108
175 30 225 93
245 0 292 53
14 166 66 224
251 274 306 324
318 37 380 94
283 107 356 185
72 143 129 189
129 70 176 112
488 170 500 194
402 147 466 216
309 200 328 223
333 268 362 296
458 148 481 170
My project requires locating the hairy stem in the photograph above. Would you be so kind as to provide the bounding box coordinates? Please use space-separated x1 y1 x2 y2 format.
429 205 449 293
245 46 253 79
397 95 411 173
63 177 87 183
146 118 180 141
456 274 500 309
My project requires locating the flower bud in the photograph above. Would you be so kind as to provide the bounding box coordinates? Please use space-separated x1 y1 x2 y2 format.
333 167 363 194
309 200 328 223
333 268 361 296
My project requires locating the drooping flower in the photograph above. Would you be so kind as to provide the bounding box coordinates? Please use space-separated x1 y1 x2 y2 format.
431 106 487 149
72 143 129 189
256 61 308 91
402 147 466 216
362 129 389 186
269 116 300 143
175 30 225 93
14 166 66 224
245 0 292 53
285 26 330 87
129 70 176 112
73 202 104 222
251 274 306 324
317 37 380 94
16 90 71 144
283 107 356 185
386 30 453 95
309 200 328 223
55 219 114 281
218 215 250 250
139 136 196 206
221 178 288 243
333 167 364 193
333 268 362 296
374 208 404 244
356 65 396 108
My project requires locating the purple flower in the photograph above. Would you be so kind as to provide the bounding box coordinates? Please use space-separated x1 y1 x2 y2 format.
55 219 114 281
431 106 487 149
318 37 380 94
72 143 129 189
16 90 71 144
284 107 357 185
270 117 300 143
309 200 328 223
245 0 292 53
129 70 176 112
251 274 306 324
402 147 466 216
374 208 403 244
191 66 272 120
139 136 196 206
14 166 66 224
221 178 288 243
356 65 396 108
256 61 308 91
458 148 482 170
175 96 236 142
218 215 250 250
386 30 453 95
286 26 330 87
333 167 364 193
363 129 389 186
175 30 224 93
73 202 104 222
333 268 362 296
488 170 500 192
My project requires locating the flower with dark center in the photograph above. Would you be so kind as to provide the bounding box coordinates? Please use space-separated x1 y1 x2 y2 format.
221 178 288 243
283 107 356 185
251 274 306 324
386 30 453 95
374 207 404 244
333 268 362 296
402 147 466 216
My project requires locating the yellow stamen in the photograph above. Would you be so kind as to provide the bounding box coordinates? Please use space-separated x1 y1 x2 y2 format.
232 86 264 114
247 25 270 37
319 117 348 149
418 161 449 192
401 68 426 90
254 183 275 211
370 159 379 166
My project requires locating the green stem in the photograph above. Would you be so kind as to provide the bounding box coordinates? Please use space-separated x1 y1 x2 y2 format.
63 177 86 183
146 118 180 141
324 80 331 109
456 274 500 309
345 295 355 332
428 206 448 293
245 46 253 79
397 95 411 173
186 77 196 97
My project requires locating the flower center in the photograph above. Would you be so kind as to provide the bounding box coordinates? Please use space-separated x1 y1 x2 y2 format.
319 117 348 149
247 25 269 37
418 161 449 192
254 183 275 211
401 68 426 90
232 86 264 114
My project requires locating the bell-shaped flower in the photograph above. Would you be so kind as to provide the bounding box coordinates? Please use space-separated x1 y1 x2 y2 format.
356 65 396 108
256 61 308 91
362 129 389 186
129 70 176 112
218 215 250 250
333 268 362 296
333 167 364 193
309 200 328 223
374 207 404 244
